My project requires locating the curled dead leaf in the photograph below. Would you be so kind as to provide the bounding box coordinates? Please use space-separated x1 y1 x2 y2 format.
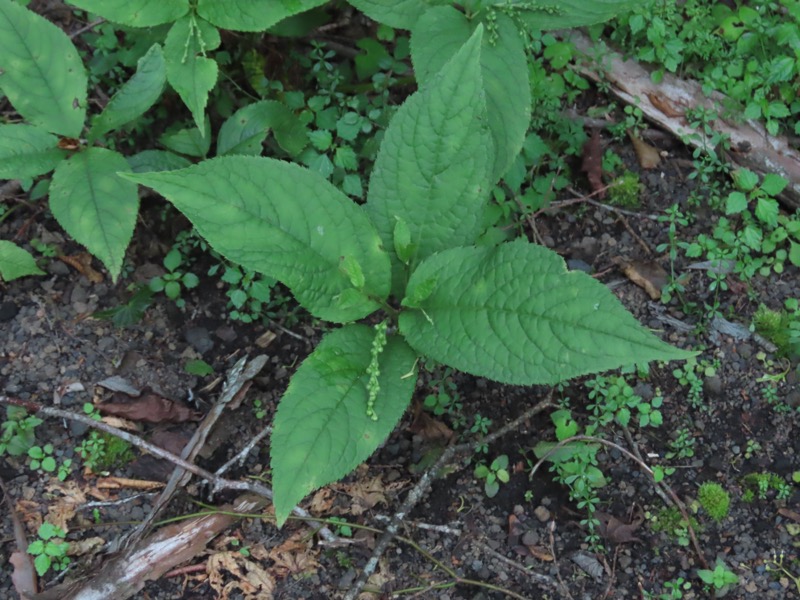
581 128 605 198
613 257 668 300
58 252 103 283
98 392 202 423
628 130 661 169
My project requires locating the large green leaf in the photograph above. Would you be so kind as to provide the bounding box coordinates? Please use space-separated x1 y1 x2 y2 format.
0 0 86 137
366 27 493 296
0 124 66 179
271 325 418 526
217 100 308 157
67 0 190 27
50 148 139 282
122 157 392 323
89 44 166 142
127 149 191 173
411 7 529 181
399 239 694 385
345 0 448 29
485 0 641 30
164 16 220 137
0 241 45 281
196 0 328 32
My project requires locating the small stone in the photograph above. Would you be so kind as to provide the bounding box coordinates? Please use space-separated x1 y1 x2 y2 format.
0 301 19 322
215 325 237 343
534 505 551 522
184 326 214 354
567 259 592 274
704 375 723 397
521 530 539 546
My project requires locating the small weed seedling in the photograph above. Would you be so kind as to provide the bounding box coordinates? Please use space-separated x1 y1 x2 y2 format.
0 406 42 457
766 551 800 594
149 248 200 308
741 471 793 502
27 522 70 577
474 454 510 498
27 443 56 474
697 559 738 594
648 506 699 548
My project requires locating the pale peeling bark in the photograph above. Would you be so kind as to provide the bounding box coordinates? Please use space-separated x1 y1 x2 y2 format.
35 495 267 600
568 30 800 209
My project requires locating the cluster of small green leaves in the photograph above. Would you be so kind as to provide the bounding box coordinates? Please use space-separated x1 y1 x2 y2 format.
607 0 800 136
741 471 794 502
672 356 718 410
0 406 42 457
686 170 796 282
27 522 70 577
533 408 606 546
585 374 663 429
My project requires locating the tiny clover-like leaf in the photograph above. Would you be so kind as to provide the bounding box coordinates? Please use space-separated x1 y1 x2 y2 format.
122 156 391 323
271 325 418 526
0 241 46 281
399 239 695 385
366 25 493 295
0 0 87 137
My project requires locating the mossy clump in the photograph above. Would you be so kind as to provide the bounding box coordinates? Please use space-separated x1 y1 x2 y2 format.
607 170 643 208
698 482 731 522
753 304 789 350
95 432 135 470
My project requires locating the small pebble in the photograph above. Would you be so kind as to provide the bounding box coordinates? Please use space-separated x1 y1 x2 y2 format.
0 301 19 322
534 505 551 522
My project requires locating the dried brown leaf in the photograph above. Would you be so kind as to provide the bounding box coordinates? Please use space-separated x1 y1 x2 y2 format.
581 128 605 198
268 532 318 578
409 403 454 444
628 130 661 169
613 257 668 300
10 551 36 600
208 551 275 600
99 392 202 423
646 92 684 118
596 510 644 544
58 252 103 283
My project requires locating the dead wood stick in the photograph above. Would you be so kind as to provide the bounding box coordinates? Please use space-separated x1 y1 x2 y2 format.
565 30 800 209
125 355 267 546
0 394 337 544
342 392 556 600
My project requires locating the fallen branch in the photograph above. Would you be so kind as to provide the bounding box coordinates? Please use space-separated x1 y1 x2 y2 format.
0 395 338 545
567 30 800 209
343 392 556 600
